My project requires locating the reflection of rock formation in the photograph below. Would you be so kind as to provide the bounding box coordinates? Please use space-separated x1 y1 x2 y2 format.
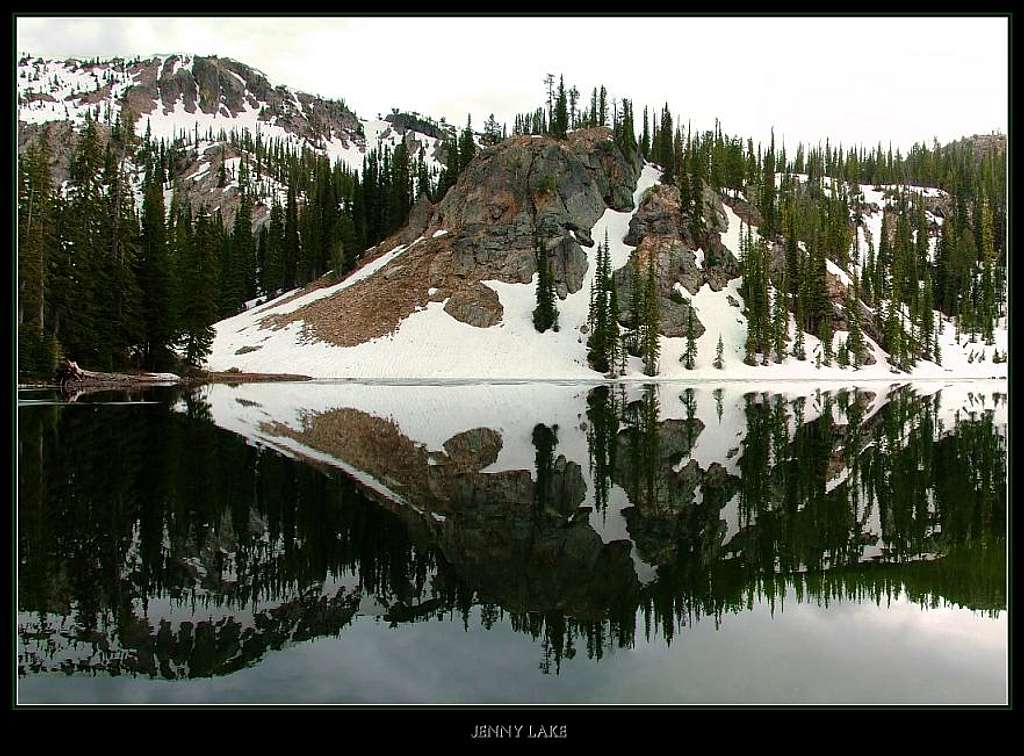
262 408 640 622
622 461 738 569
17 382 1007 682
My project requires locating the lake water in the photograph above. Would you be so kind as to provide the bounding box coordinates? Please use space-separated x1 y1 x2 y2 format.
16 380 1007 704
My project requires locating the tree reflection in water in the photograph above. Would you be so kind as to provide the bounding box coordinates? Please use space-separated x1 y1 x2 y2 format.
17 384 1006 679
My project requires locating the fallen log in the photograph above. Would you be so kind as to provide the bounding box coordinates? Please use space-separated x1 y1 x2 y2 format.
54 359 182 388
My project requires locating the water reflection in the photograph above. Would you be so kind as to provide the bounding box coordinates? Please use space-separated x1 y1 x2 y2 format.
17 381 1006 697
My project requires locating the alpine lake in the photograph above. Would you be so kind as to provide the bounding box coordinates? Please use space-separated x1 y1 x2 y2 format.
16 379 1007 704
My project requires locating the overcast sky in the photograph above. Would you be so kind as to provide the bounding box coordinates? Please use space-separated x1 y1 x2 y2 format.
17 16 1008 150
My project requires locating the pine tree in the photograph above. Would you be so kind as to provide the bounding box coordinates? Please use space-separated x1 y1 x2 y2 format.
482 114 503 146
218 148 227 188
533 238 557 332
17 134 57 377
641 106 650 159
682 307 698 369
713 333 725 369
641 254 660 376
608 284 621 376
458 116 476 172
58 116 107 365
979 198 996 344
587 237 614 371
99 133 143 369
262 201 285 295
771 283 788 363
793 290 807 361
178 209 219 367
138 162 177 367
552 75 569 139
628 257 643 355
283 182 300 290
845 282 865 367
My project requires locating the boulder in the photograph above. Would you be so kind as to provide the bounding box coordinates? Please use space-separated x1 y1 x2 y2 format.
401 193 434 245
443 281 503 328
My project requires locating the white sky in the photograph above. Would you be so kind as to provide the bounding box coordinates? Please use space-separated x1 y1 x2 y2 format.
17 16 1008 151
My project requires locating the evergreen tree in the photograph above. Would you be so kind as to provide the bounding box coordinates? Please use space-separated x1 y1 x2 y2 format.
818 315 833 366
138 163 177 367
641 254 660 375
283 183 300 289
17 135 57 376
682 307 698 369
218 148 227 188
458 116 476 172
178 209 219 367
845 282 865 367
262 201 285 295
98 134 143 369
552 75 569 139
533 238 558 332
641 106 651 159
772 282 788 363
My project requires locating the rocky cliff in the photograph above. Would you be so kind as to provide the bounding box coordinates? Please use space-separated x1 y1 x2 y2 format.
254 127 642 346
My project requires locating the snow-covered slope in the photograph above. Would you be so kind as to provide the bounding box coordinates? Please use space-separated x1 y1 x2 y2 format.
208 163 1007 380
18 53 449 173
17 53 453 228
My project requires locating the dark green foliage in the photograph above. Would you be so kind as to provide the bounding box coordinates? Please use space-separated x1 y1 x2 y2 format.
533 239 558 333
587 235 617 373
681 308 698 370
641 254 660 376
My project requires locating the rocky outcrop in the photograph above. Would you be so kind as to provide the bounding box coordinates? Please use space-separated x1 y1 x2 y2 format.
440 427 502 470
17 120 84 187
431 128 640 299
722 192 763 230
384 111 452 142
254 406 643 620
122 55 363 145
269 128 641 341
614 183 739 338
400 193 435 245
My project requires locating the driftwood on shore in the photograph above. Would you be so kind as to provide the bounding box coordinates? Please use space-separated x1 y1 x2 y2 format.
50 359 311 391
54 359 182 388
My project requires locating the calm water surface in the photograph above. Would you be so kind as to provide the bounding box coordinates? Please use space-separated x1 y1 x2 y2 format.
16 380 1007 704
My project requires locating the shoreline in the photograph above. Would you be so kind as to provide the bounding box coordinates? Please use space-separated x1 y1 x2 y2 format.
18 369 314 394
19 373 1008 392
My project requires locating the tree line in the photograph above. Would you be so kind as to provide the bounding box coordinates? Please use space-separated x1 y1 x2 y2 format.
17 107 481 377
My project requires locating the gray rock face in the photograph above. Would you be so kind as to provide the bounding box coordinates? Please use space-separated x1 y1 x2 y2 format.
724 192 763 229
614 183 739 337
612 249 706 339
384 111 452 142
443 282 503 328
430 128 640 303
401 193 435 245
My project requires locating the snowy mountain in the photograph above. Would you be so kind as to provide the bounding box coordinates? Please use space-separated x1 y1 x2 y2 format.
208 130 1007 381
16 52 1006 382
17 52 453 226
